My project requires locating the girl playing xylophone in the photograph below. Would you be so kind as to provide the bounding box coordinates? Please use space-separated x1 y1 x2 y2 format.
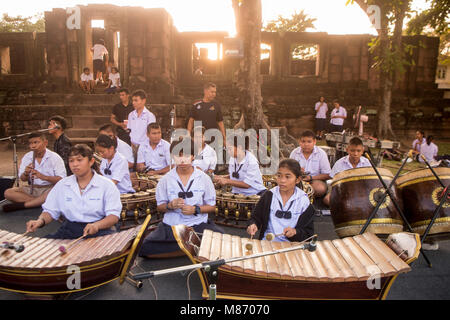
25 144 122 239
247 159 315 242
95 134 135 194
139 137 223 258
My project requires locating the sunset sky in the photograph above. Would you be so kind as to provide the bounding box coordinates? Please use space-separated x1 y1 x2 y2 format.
0 0 429 36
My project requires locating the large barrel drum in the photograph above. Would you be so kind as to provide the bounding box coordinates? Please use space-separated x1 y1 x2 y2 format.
396 167 450 240
330 167 404 238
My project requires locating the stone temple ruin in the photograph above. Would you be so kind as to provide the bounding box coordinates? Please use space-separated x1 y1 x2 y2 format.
0 4 448 145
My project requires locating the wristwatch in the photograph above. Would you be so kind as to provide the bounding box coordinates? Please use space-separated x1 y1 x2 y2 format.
194 205 201 216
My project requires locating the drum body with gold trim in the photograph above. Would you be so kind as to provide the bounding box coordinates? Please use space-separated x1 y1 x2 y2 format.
396 167 450 240
330 167 404 238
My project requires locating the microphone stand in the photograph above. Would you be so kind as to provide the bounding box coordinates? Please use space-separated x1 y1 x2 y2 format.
131 235 317 300
0 127 58 188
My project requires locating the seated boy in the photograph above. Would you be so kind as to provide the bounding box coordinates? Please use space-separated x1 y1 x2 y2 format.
323 137 371 206
79 67 95 94
98 124 134 169
2 133 67 212
289 130 331 197
136 123 171 176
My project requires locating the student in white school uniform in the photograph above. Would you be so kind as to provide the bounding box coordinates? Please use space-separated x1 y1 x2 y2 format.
105 66 121 94
79 67 95 94
214 136 266 196
419 135 438 163
192 126 217 175
289 130 331 197
247 159 315 242
314 96 328 139
136 123 171 176
127 89 156 149
323 137 371 207
411 130 427 161
139 137 223 258
95 135 135 194
329 99 347 132
98 124 134 169
25 144 121 239
3 133 67 213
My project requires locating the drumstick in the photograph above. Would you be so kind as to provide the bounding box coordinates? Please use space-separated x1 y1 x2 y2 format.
245 234 254 251
265 232 285 241
59 235 87 254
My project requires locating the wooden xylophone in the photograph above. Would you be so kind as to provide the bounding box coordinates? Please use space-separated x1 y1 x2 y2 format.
0 215 152 295
173 225 420 300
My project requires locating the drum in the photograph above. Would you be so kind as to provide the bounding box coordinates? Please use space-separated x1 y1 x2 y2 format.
330 167 404 238
396 167 450 240
119 189 160 229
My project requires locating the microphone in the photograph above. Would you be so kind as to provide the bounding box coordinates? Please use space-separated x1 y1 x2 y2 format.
1 241 25 253
308 235 317 252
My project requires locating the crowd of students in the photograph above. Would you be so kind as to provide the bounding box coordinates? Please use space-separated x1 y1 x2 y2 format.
2 82 443 257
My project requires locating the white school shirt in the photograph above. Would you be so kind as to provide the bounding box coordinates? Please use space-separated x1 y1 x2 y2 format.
289 146 331 177
137 139 171 171
19 149 67 186
419 142 438 163
228 151 266 196
109 72 121 87
329 155 371 178
264 186 311 242
156 167 216 226
92 44 108 60
315 102 328 119
193 144 217 172
412 139 426 153
330 106 347 126
80 73 93 81
117 137 134 164
42 171 122 223
127 107 156 146
100 151 135 194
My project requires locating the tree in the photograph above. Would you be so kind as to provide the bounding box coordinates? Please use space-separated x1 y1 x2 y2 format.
406 0 450 65
348 0 414 139
263 10 317 60
232 0 297 158
0 13 45 33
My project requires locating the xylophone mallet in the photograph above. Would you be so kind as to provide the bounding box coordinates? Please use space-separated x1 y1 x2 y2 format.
59 235 87 254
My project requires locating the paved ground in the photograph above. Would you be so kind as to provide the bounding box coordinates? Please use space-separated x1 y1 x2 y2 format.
0 205 449 300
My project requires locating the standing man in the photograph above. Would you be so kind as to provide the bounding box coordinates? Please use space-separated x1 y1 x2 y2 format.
91 39 108 84
48 115 73 175
329 99 347 133
187 82 226 146
314 96 328 139
111 88 134 145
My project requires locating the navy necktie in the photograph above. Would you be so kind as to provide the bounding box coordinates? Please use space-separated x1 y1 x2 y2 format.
275 199 294 219
177 180 194 199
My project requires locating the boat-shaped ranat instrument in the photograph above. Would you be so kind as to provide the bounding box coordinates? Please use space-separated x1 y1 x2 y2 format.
0 215 152 295
173 225 421 300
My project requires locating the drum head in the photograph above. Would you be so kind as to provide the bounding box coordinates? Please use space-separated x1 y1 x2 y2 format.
332 167 393 185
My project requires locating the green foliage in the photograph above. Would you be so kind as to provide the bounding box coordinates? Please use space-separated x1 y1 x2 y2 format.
263 10 317 60
0 13 45 33
406 0 450 65
263 10 316 33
